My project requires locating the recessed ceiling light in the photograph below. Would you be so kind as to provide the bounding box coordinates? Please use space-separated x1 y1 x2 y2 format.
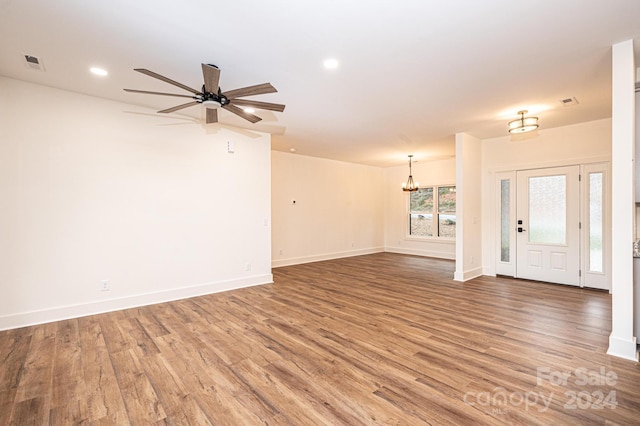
90 67 108 77
243 107 256 114
323 58 339 69
290 148 296 153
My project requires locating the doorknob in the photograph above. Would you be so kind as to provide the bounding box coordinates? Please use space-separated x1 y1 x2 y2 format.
517 227 526 232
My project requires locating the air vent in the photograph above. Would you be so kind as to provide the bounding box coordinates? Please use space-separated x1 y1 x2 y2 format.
23 54 45 71
560 97 579 107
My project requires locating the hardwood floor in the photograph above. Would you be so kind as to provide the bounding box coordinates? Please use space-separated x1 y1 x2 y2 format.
1 253 639 425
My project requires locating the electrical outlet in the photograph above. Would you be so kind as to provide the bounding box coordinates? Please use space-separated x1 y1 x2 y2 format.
245 263 252 271
100 279 110 291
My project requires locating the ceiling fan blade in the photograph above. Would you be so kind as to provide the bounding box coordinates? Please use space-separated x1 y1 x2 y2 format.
206 108 218 124
124 88 195 98
223 104 262 123
134 68 201 95
202 64 221 94
231 99 286 112
158 101 200 114
223 83 277 100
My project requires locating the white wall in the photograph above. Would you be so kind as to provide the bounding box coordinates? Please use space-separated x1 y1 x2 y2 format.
481 118 612 277
271 151 384 267
0 77 272 330
384 157 456 259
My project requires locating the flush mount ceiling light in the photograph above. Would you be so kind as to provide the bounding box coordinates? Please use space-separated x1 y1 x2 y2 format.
508 110 538 134
402 154 419 192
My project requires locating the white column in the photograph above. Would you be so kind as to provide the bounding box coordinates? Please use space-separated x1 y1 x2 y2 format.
608 39 638 361
454 132 483 281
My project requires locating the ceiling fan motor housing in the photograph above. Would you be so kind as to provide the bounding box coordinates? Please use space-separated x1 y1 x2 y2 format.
201 88 229 108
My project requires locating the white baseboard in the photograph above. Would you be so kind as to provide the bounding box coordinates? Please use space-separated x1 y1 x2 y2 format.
384 246 455 260
272 247 385 268
0 274 273 331
453 266 483 282
607 334 639 361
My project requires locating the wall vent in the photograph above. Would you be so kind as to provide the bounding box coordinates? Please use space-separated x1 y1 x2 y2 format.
559 97 579 107
23 54 45 71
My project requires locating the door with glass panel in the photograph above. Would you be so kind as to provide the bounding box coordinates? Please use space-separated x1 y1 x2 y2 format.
515 166 580 286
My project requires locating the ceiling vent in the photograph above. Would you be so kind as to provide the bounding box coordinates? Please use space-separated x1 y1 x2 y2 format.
560 97 579 107
23 54 45 71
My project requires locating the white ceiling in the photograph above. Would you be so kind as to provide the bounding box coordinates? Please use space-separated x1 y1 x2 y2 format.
1 1 639 167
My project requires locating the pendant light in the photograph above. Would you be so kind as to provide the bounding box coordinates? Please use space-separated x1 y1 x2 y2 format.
402 155 419 192
508 110 538 134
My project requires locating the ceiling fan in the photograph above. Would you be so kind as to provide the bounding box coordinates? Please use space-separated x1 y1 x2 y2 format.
124 63 285 124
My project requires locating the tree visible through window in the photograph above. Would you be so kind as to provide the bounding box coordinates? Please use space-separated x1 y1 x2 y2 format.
409 186 456 238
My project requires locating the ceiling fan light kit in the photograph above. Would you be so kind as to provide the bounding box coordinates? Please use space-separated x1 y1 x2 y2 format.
202 99 222 109
508 110 538 134
124 63 285 124
402 154 419 192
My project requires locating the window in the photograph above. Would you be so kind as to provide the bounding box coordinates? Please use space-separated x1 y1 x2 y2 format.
409 188 434 236
408 185 456 238
438 186 456 238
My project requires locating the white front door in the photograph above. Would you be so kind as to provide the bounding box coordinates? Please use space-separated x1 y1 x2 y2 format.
515 166 580 286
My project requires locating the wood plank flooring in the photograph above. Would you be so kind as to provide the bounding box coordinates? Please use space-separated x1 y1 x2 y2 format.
1 253 639 424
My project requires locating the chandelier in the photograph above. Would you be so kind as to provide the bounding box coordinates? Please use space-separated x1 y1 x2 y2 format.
402 155 419 192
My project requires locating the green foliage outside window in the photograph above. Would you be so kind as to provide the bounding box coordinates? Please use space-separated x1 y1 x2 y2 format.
410 188 433 212
438 186 456 213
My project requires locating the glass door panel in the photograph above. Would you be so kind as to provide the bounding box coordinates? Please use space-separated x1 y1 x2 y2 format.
500 179 510 262
528 175 566 245
588 172 603 273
